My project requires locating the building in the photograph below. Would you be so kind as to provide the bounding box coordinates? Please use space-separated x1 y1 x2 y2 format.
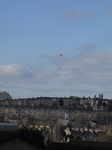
0 122 18 131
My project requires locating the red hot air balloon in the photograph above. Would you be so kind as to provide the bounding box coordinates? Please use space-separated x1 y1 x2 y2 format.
60 54 62 57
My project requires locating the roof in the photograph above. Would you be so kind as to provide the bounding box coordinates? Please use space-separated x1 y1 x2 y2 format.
0 122 18 126
0 122 18 131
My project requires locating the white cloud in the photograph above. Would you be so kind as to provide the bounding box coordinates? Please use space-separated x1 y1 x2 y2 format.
62 10 88 19
0 50 112 98
106 0 112 2
0 64 19 76
0 64 30 77
0 51 112 85
52 51 112 85
76 43 97 52
61 10 101 20
107 10 112 17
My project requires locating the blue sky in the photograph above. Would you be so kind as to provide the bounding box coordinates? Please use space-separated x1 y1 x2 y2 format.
0 0 112 99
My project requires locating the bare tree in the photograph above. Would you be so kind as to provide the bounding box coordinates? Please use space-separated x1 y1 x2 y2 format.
0 91 12 100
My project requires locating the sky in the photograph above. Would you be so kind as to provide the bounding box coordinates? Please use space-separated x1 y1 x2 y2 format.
0 0 112 99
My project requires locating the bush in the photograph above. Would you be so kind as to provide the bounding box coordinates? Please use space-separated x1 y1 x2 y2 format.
19 126 45 149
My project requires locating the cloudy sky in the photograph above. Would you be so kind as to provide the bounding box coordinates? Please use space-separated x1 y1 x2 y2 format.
0 0 112 99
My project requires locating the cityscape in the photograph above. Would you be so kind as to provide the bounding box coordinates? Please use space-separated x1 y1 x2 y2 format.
0 92 112 145
1 0 112 149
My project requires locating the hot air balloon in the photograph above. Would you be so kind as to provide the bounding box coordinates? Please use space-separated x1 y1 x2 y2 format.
60 54 62 57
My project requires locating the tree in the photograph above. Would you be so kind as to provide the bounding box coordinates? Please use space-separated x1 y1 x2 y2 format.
87 123 91 131
66 122 72 131
0 91 12 100
19 127 45 148
75 134 81 140
108 100 112 112
59 99 64 107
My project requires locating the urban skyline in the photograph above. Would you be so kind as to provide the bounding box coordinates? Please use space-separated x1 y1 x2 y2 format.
0 0 112 99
